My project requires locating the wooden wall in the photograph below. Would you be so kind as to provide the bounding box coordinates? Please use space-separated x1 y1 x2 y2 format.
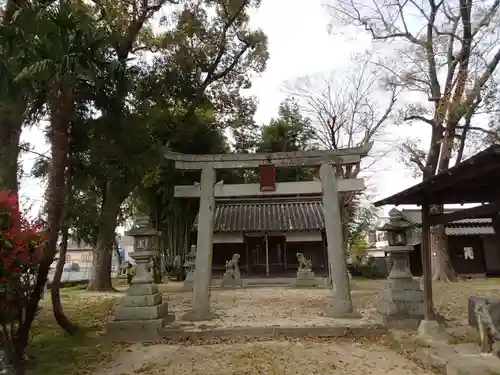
286 241 327 274
448 235 486 275
208 231 327 276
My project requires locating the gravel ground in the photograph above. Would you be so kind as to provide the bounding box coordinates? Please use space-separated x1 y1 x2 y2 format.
164 287 377 328
94 339 438 375
95 278 499 332
82 278 500 374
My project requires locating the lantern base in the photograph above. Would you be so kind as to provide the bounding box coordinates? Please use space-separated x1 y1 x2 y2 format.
181 276 195 291
106 281 175 339
106 316 175 341
376 277 424 328
376 245 424 329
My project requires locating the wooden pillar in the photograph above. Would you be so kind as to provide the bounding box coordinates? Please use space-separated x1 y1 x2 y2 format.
322 231 329 277
491 212 500 239
245 233 250 277
319 163 354 316
283 240 288 273
265 233 270 277
191 166 216 320
421 203 434 320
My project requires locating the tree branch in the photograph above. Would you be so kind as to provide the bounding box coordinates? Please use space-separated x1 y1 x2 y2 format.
404 115 434 126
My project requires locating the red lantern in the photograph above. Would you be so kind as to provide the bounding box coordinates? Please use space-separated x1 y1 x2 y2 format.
259 164 276 192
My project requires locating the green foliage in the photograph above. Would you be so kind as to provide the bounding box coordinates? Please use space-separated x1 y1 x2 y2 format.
255 98 316 182
257 98 315 153
7 0 269 265
346 200 378 258
352 256 386 279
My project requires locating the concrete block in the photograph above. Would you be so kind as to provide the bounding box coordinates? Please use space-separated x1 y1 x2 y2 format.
106 316 174 341
193 327 275 340
295 278 319 287
453 343 481 355
114 302 170 321
348 324 388 337
379 314 422 330
446 355 500 375
275 326 347 338
328 310 363 319
127 283 159 296
179 309 220 322
415 347 454 371
120 293 162 307
417 319 451 342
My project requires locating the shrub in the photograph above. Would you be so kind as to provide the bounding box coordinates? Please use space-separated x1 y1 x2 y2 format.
353 256 387 279
0 191 44 373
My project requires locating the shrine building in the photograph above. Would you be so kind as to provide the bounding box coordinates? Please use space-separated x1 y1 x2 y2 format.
193 195 329 277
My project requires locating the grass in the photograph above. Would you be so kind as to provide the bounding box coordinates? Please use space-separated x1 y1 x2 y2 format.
25 285 126 375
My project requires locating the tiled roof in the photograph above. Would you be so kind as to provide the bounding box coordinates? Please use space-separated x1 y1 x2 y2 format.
194 197 325 232
446 226 493 236
399 209 491 226
395 208 493 236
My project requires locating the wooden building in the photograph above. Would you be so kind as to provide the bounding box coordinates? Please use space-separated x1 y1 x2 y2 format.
374 145 500 320
387 208 500 278
193 196 328 277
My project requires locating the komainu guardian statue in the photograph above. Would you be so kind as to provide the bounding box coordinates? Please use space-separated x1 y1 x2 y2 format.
221 253 243 288
295 252 317 287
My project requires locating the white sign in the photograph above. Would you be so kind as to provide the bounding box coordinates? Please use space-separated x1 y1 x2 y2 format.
463 247 474 260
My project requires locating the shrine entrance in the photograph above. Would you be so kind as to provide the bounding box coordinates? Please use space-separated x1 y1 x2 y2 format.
165 145 372 321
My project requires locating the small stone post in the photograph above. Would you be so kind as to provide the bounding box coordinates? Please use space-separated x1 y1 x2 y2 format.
106 215 174 340
182 245 197 291
376 245 424 329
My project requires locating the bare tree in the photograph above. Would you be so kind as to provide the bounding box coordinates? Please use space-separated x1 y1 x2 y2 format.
325 0 500 281
285 52 400 178
284 52 400 253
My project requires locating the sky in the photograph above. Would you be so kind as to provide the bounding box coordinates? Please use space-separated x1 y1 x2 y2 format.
18 0 428 218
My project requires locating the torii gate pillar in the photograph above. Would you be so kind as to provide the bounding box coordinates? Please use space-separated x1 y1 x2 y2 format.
319 163 356 316
181 167 216 321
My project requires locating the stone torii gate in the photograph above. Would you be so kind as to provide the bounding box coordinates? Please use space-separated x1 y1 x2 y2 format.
165 144 372 321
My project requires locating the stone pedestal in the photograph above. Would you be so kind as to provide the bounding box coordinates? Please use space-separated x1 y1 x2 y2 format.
220 271 243 288
376 246 424 329
106 217 174 340
182 245 197 291
295 269 318 287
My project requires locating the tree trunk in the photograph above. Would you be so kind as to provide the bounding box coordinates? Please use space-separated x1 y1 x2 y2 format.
421 123 457 282
51 225 79 334
51 150 78 334
429 205 457 281
15 92 70 365
87 183 122 291
0 102 23 192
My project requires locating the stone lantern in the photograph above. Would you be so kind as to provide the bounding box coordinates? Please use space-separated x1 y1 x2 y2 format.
375 220 424 329
387 225 407 247
182 245 197 291
106 215 174 340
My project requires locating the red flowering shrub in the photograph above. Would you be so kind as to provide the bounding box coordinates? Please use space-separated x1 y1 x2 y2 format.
0 191 44 370
0 191 43 302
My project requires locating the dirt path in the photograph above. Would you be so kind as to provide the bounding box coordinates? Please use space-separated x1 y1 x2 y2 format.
94 340 438 375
